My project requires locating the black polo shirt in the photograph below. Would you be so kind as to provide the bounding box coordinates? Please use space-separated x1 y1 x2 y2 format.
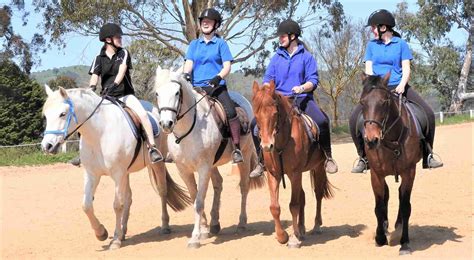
89 47 135 98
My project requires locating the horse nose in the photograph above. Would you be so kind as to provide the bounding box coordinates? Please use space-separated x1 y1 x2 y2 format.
159 120 174 133
44 143 53 152
262 143 274 152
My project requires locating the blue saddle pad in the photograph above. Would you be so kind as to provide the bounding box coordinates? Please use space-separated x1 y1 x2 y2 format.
147 112 160 137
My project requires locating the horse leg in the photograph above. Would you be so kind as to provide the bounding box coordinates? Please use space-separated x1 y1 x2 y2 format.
268 173 288 244
311 167 325 234
209 167 223 235
399 169 415 255
109 172 128 250
121 175 132 240
370 172 388 247
237 157 252 232
82 172 108 241
383 180 389 235
288 173 303 248
188 166 212 248
298 187 306 236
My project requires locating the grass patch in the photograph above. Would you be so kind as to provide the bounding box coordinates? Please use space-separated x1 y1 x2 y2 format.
0 145 78 166
436 113 473 126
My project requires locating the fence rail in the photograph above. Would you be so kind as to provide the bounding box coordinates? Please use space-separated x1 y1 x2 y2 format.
0 140 80 153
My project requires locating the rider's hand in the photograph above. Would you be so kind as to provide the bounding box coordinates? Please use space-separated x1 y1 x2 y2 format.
209 75 222 88
183 73 192 82
101 82 118 96
292 85 305 94
395 84 405 94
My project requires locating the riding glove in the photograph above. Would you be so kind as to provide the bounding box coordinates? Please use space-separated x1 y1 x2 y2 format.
209 75 222 88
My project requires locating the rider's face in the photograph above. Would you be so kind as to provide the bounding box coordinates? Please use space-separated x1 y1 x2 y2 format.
200 18 216 34
279 34 294 48
106 35 122 47
371 25 387 38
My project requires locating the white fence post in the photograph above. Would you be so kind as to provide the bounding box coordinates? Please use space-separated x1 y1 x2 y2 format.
61 142 67 153
439 111 444 123
470 110 473 119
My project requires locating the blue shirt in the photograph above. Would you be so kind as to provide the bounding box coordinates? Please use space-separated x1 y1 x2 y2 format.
185 35 233 87
364 37 413 88
263 43 318 97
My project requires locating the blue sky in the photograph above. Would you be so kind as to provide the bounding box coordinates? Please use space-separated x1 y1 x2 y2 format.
5 0 468 73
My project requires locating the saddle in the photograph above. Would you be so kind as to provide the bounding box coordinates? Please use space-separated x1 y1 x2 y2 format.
196 90 250 138
293 106 319 143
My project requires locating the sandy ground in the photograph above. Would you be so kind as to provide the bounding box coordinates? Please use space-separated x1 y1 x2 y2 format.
1 123 472 259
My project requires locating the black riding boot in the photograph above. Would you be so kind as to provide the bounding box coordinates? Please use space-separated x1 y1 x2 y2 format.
229 116 244 163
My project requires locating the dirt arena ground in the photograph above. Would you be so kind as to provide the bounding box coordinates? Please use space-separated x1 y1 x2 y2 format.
1 123 471 259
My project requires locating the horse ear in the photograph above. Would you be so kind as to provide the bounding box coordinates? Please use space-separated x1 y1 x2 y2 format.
156 65 163 76
268 80 276 94
382 71 391 86
252 81 260 95
44 84 53 96
175 65 184 73
59 87 68 99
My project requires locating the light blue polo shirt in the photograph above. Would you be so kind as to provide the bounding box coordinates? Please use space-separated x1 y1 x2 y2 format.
364 36 413 88
185 35 233 87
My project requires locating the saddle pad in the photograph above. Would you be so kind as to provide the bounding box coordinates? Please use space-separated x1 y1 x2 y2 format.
300 113 319 142
147 112 160 137
139 100 154 113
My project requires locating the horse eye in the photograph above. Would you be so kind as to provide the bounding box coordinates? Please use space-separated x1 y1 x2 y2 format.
155 92 159 97
175 91 179 96
60 112 66 118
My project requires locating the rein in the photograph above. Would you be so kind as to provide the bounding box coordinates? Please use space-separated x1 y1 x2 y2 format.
44 96 106 142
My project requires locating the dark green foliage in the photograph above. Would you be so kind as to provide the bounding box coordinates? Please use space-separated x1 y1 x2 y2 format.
47 75 78 89
0 60 45 145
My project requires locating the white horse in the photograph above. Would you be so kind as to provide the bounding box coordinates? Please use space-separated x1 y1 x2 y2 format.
154 67 265 248
41 85 191 250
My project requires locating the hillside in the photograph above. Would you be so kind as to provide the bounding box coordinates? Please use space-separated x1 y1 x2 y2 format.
31 65 90 87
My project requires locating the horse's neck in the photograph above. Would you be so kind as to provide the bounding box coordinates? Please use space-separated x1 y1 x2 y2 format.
173 85 209 136
385 99 407 140
275 99 294 147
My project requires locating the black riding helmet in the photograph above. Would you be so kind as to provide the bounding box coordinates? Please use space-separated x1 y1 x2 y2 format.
367 9 395 27
277 19 301 37
99 23 123 42
199 8 222 29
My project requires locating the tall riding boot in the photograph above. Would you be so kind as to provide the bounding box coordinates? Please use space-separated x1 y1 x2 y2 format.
229 116 244 163
319 130 338 174
141 129 163 163
422 139 443 169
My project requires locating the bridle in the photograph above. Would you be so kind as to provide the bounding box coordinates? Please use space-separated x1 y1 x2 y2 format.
43 96 106 142
362 86 402 140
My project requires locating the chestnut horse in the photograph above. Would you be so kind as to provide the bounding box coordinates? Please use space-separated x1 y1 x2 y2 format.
252 81 334 248
359 73 422 255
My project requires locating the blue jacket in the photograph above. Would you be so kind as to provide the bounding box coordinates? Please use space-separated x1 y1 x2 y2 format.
263 43 319 97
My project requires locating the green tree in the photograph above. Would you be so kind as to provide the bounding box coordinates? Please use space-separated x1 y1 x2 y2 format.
0 4 45 74
395 0 472 111
47 75 78 89
32 0 344 64
0 60 44 145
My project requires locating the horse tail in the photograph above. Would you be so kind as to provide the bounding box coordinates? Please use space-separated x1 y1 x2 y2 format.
310 169 335 200
249 150 266 190
165 169 193 211
148 164 192 212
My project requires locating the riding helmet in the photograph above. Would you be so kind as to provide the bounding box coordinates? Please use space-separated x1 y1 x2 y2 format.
367 9 396 27
199 8 222 27
277 19 301 36
99 23 123 42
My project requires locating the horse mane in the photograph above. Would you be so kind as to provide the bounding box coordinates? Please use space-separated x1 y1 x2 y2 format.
252 86 291 114
154 67 193 97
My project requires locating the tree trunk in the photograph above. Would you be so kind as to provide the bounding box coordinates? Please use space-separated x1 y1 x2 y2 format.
332 96 339 128
450 22 473 112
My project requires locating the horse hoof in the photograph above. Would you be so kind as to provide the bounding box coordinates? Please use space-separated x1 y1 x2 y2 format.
96 225 108 241
160 227 171 235
399 244 412 255
210 224 221 235
200 232 210 240
109 240 121 250
277 231 289 244
187 242 201 249
375 235 388 247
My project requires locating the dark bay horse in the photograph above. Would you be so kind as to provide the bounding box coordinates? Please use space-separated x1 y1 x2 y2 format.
359 73 422 255
252 81 334 248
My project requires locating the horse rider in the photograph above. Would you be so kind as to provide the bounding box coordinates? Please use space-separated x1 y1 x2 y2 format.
250 19 339 178
349 9 443 173
74 23 163 165
183 8 243 164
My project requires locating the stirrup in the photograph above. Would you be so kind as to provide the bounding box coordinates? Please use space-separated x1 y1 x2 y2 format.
324 157 338 174
351 157 368 173
249 163 265 178
232 148 244 163
149 146 163 163
427 153 443 169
